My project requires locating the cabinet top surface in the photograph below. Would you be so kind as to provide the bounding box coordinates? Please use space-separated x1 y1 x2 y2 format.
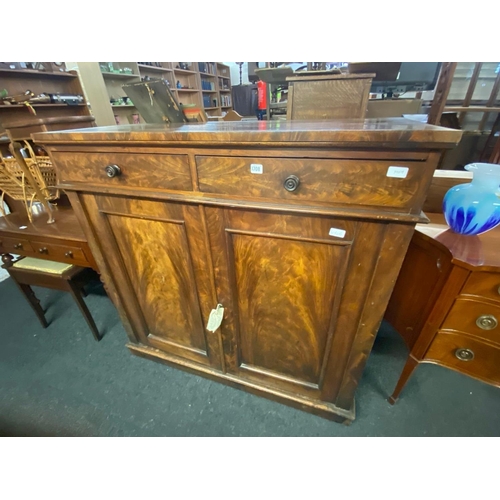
417 213 500 269
33 118 462 149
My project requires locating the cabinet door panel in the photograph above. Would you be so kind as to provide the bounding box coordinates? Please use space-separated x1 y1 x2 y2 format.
107 214 206 351
90 195 222 368
232 233 347 385
207 207 353 397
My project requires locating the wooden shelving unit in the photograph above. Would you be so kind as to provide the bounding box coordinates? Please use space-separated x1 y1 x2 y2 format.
0 65 92 136
68 62 233 126
0 68 77 79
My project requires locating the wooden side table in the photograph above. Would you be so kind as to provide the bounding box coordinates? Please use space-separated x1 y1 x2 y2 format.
385 212 500 403
0 204 98 271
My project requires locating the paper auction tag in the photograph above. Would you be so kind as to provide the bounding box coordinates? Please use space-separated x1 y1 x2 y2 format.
206 304 224 333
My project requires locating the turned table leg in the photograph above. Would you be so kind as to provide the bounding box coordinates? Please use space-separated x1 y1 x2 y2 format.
2 253 48 328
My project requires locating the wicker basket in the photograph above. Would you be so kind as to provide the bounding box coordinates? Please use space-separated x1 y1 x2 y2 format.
0 140 59 218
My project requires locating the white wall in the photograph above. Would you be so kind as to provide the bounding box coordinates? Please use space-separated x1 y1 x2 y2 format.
223 62 250 86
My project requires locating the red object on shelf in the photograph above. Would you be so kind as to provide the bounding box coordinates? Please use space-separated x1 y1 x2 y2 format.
257 80 267 110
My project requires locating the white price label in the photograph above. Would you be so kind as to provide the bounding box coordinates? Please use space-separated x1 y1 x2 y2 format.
329 227 346 238
206 304 224 333
250 163 263 174
387 166 409 178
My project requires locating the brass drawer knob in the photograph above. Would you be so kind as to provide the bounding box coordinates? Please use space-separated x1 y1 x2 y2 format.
14 243 23 249
455 348 474 361
38 247 48 254
65 251 73 258
105 164 121 178
476 314 498 330
284 175 300 192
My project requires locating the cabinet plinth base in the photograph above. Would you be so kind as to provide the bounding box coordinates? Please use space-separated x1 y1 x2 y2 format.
127 343 355 424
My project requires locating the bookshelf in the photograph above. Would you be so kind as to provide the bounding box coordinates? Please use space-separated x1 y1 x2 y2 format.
68 62 233 126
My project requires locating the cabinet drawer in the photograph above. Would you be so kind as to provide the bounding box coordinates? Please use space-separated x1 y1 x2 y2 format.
426 332 500 386
441 298 500 345
0 236 34 254
461 272 500 304
196 156 428 209
29 240 90 267
52 151 192 191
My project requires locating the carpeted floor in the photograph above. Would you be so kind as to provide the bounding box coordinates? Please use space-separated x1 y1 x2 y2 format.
1 276 499 437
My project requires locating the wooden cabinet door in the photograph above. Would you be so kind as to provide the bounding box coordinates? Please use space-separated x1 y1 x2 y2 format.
81 194 223 370
206 207 367 403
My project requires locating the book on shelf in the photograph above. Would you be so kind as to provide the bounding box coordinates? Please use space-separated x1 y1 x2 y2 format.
201 79 215 91
198 62 216 75
218 77 230 90
220 94 231 107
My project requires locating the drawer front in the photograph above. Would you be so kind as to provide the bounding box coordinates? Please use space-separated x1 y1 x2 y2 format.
426 332 500 386
29 240 90 267
441 298 500 345
461 272 500 305
52 151 192 191
196 156 428 209
0 236 34 254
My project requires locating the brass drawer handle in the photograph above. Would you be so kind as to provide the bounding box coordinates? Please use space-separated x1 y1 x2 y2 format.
65 251 73 258
283 175 300 192
498 285 500 296
105 164 121 178
14 243 23 249
38 247 48 254
476 315 498 330
455 348 474 361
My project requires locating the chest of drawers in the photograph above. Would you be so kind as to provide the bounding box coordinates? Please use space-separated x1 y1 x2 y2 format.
385 212 500 403
35 119 461 423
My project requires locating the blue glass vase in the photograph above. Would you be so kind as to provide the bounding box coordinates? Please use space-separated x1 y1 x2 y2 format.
443 163 500 236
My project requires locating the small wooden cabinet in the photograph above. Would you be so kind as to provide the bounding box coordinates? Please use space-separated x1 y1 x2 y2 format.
35 119 461 423
385 212 500 403
286 73 375 120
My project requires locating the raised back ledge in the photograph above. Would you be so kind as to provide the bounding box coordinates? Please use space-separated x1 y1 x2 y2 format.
32 118 463 150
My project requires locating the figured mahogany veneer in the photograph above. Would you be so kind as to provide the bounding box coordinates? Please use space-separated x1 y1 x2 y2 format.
34 119 461 423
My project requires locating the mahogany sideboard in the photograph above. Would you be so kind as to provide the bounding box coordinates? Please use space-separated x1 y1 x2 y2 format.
34 119 461 423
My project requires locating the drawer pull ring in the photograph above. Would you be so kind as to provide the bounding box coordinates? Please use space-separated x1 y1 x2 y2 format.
38 247 48 254
14 243 23 249
65 251 73 258
284 175 300 192
455 348 474 361
105 164 121 178
476 315 498 330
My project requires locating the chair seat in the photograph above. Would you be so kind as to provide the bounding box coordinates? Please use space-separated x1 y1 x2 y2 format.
12 257 74 275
